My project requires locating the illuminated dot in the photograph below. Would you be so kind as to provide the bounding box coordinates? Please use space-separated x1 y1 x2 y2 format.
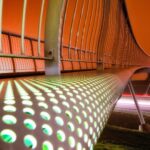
34 92 42 96
76 142 82 150
67 122 75 132
47 93 55 97
76 116 82 124
24 135 37 149
58 147 64 150
76 95 82 100
22 100 33 106
89 116 93 123
38 102 48 109
67 92 73 97
84 134 88 143
42 124 53 136
82 111 87 118
62 101 69 108
5 97 14 100
52 106 61 114
36 96 45 101
84 122 89 130
56 130 66 142
82 93 86 97
40 112 51 121
65 111 72 119
55 117 64 126
88 139 91 147
4 100 15 105
3 105 16 112
73 106 79 113
70 98 76 104
21 95 31 100
56 90 63 94
89 127 93 135
24 119 36 130
49 98 58 104
59 95 66 100
79 102 84 108
42 141 53 150
2 115 17 125
77 128 83 138
23 108 35 116
73 90 78 94
68 136 75 148
0 129 16 143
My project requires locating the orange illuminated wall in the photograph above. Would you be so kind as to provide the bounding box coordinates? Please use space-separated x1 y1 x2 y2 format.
1 0 48 74
125 0 150 55
61 0 103 71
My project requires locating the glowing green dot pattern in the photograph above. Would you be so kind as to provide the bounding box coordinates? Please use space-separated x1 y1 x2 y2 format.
0 72 123 149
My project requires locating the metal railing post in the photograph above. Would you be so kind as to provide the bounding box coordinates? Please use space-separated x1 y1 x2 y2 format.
38 0 45 56
128 80 145 125
0 0 3 53
21 0 27 55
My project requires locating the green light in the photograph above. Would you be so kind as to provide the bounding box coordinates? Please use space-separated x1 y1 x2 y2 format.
62 101 70 108
22 100 33 106
65 111 72 119
67 92 73 97
67 122 75 132
21 95 31 100
49 98 58 104
25 80 51 92
24 135 37 149
84 134 88 143
73 106 79 113
23 108 35 116
4 100 15 105
56 130 66 142
3 105 16 112
36 96 45 101
68 136 75 148
2 115 17 125
20 80 40 94
14 81 28 96
42 124 53 136
42 141 53 150
52 106 61 114
77 128 83 138
5 81 14 99
38 102 48 109
0 129 16 143
84 121 88 130
59 95 66 100
55 117 64 126
47 93 55 97
40 112 50 121
24 119 36 130
0 82 4 93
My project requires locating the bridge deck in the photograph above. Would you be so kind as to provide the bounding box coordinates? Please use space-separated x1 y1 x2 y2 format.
0 67 149 150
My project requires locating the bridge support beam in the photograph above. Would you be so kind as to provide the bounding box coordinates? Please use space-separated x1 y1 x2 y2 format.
128 80 150 132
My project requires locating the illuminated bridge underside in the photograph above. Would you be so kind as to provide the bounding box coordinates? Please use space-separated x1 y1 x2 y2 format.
0 71 126 150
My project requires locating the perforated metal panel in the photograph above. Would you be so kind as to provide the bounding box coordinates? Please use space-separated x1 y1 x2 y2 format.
0 73 123 150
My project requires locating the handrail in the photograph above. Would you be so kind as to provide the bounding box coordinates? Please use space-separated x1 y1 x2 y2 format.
2 31 44 43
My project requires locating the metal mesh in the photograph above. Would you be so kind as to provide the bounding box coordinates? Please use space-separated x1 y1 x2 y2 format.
0 73 123 149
